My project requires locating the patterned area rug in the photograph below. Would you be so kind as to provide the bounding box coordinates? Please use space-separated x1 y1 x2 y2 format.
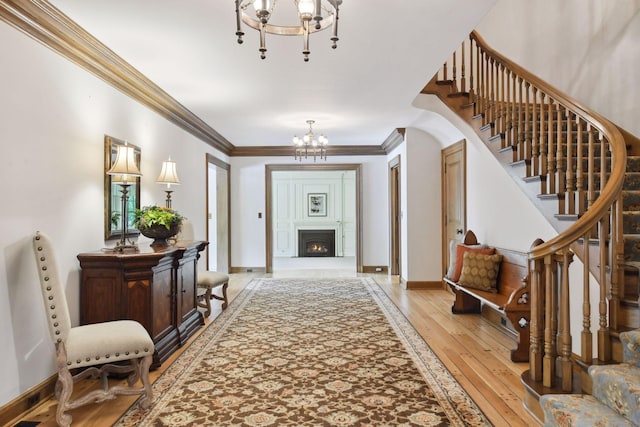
117 278 491 426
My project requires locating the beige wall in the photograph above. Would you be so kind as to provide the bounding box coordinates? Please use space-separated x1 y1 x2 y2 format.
477 0 640 137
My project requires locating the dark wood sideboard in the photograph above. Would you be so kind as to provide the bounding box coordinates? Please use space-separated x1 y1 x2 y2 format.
77 240 208 368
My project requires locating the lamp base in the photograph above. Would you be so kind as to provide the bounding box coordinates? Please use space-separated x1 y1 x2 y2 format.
111 240 139 252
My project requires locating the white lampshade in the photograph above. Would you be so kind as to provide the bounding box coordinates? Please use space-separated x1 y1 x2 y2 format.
107 144 142 178
298 0 314 18
253 0 270 13
156 159 180 188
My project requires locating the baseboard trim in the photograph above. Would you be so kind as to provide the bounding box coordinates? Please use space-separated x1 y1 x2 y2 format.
401 280 444 290
0 374 57 426
230 266 266 274
362 266 388 273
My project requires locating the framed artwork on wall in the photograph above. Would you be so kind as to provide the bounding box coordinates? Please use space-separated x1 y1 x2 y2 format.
308 193 327 217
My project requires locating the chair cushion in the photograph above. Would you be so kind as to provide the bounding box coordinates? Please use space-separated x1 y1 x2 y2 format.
458 252 502 292
66 320 154 369
450 245 496 282
198 271 229 289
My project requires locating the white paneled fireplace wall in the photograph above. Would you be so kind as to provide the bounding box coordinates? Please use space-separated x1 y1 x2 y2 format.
272 170 356 257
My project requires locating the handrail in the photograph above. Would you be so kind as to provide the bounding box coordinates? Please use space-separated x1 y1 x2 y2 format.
469 31 627 260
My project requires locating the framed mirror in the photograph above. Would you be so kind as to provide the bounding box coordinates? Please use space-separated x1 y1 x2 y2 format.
104 135 141 240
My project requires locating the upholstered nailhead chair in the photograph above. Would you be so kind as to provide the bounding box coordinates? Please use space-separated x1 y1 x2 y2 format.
32 231 154 426
179 220 229 317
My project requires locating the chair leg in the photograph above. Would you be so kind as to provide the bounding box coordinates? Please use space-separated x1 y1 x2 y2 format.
220 282 228 310
211 281 229 310
55 345 74 427
197 287 212 318
138 354 154 409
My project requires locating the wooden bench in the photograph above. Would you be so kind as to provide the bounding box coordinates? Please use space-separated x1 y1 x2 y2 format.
443 230 541 362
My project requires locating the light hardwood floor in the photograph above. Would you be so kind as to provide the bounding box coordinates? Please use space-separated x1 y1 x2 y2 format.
8 271 540 426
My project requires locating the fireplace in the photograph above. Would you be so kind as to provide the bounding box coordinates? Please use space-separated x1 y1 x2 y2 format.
298 229 336 257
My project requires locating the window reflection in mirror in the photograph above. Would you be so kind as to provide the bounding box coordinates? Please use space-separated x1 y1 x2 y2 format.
104 135 141 240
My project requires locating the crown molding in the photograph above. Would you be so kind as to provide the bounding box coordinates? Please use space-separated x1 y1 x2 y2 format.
231 145 386 157
0 0 235 155
0 0 403 158
381 128 405 153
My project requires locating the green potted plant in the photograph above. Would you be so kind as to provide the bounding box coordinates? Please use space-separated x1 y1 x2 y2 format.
134 205 184 247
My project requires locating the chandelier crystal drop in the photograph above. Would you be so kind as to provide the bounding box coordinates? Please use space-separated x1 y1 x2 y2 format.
234 0 342 62
293 120 328 162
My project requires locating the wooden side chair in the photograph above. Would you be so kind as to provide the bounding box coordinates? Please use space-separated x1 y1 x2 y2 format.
32 231 154 426
179 220 229 317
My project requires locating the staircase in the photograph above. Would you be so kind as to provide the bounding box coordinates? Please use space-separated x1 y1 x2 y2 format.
423 31 640 422
541 329 640 426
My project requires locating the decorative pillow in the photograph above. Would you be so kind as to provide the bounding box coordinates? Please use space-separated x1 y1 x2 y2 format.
458 252 503 292
450 245 496 282
445 240 488 279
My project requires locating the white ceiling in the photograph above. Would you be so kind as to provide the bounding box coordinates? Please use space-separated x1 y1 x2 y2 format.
51 0 496 148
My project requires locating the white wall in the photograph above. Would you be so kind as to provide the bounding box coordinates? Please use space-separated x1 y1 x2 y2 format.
476 0 640 138
230 156 389 269
475 0 638 355
385 128 446 283
413 95 558 250
0 22 226 406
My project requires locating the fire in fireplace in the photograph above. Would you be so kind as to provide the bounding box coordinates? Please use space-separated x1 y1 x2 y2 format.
298 229 336 257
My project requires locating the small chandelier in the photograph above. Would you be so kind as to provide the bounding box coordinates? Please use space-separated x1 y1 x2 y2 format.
234 0 342 62
293 120 328 161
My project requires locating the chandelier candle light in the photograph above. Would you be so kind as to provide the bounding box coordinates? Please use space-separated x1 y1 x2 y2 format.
156 158 180 208
294 119 328 162
235 0 342 61
106 142 142 251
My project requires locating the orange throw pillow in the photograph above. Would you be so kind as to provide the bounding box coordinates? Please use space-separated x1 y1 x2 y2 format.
451 245 496 282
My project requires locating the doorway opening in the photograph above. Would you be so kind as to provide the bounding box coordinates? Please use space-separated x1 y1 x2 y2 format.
389 155 401 276
206 154 230 273
265 164 362 273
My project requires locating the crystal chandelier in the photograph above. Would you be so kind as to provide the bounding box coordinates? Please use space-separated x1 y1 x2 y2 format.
293 120 328 161
234 0 342 62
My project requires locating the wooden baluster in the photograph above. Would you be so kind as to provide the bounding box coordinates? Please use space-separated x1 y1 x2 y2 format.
517 77 524 162
547 97 556 195
611 196 624 331
587 124 596 208
460 39 466 94
524 82 532 176
555 102 565 213
509 71 523 154
543 253 557 388
469 35 475 107
529 240 545 382
598 212 612 362
502 64 508 147
443 59 448 82
576 117 585 214
531 87 539 177
480 50 487 125
493 58 502 135
556 104 573 213
600 131 607 192
499 64 506 141
566 110 576 215
559 250 573 392
581 230 593 363
488 58 495 126
452 49 457 93
539 92 548 193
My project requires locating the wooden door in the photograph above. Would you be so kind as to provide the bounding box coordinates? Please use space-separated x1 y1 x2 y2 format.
389 156 401 276
441 140 466 276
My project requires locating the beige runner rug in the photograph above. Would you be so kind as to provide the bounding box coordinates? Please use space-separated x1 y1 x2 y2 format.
117 277 491 426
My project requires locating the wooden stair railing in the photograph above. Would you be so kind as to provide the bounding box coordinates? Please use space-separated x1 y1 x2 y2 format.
424 31 627 397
